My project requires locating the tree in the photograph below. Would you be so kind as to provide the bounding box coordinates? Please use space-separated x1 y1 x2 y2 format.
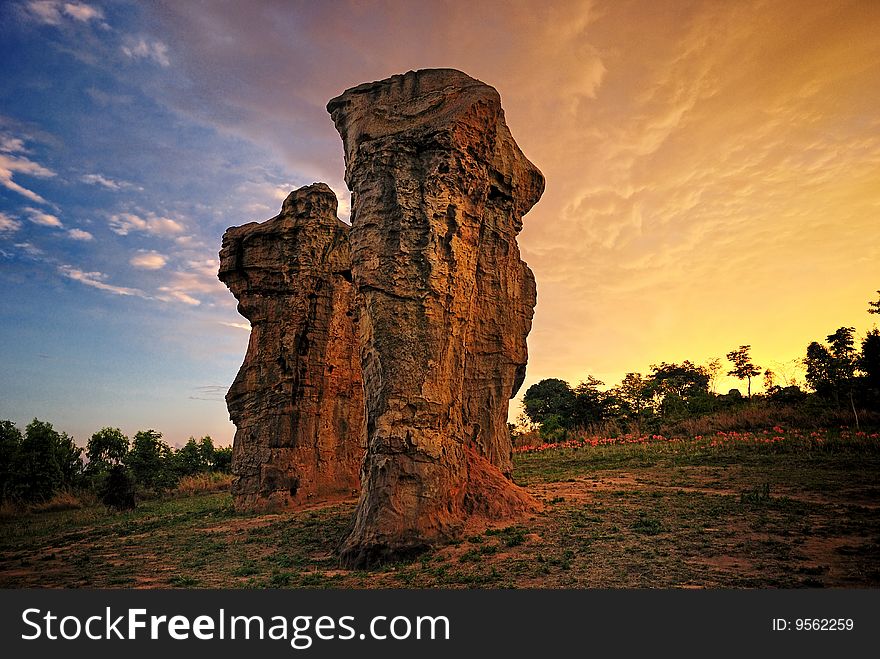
198 436 216 470
804 328 862 426
612 372 653 419
212 446 233 473
174 437 208 476
98 465 136 511
645 362 711 421
522 379 577 428
826 327 860 428
55 430 83 488
0 420 22 501
125 429 175 490
703 358 723 394
571 377 614 428
15 419 83 502
763 369 776 392
726 345 762 398
868 290 880 315
861 329 880 391
86 427 129 473
647 362 709 401
804 341 835 398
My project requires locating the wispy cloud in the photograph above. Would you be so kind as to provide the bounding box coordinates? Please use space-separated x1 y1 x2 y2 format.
157 288 200 306
108 211 185 237
130 250 167 270
154 260 225 307
25 206 63 228
67 228 93 240
81 173 133 190
15 242 45 258
122 37 171 67
25 1 104 26
0 212 22 233
219 321 250 331
0 136 27 153
62 2 103 23
25 0 65 25
0 152 55 205
189 385 227 401
58 264 148 297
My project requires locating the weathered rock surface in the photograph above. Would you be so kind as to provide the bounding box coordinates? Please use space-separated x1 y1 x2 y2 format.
328 68 544 565
218 183 365 511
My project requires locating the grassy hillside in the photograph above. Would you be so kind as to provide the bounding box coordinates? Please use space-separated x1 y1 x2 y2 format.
1 428 878 588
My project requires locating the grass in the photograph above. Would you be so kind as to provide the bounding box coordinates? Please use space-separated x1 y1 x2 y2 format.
175 472 234 495
1 428 878 588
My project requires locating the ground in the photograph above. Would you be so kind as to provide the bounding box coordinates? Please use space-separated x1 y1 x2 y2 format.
1 429 878 588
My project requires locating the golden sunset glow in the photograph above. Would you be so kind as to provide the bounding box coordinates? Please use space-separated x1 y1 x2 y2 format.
478 0 880 398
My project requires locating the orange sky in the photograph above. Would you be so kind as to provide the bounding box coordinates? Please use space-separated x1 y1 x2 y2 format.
468 0 880 401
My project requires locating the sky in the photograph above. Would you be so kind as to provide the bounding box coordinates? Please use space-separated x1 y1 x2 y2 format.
1 0 878 447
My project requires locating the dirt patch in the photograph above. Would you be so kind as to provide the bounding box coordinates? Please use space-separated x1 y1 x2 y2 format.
3 447 879 588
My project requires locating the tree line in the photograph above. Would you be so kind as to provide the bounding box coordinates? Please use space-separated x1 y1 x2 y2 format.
0 420 232 509
521 293 880 441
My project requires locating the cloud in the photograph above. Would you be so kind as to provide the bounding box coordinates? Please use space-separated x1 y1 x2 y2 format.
0 212 22 233
108 211 185 237
81 173 131 190
0 136 27 153
58 264 148 297
156 288 200 306
14 242 45 258
122 37 171 67
67 228 93 240
25 1 104 25
219 321 250 331
62 2 103 23
25 0 64 24
130 250 167 270
154 260 225 307
189 385 227 401
0 152 55 205
25 207 63 228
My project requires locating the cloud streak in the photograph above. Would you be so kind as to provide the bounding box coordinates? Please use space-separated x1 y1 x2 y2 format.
0 151 55 205
25 1 104 26
25 207 63 228
81 173 133 190
109 211 186 237
122 37 171 67
58 264 149 298
0 212 22 233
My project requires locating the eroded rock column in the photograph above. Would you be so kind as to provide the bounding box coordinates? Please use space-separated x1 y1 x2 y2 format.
219 183 365 511
328 69 544 565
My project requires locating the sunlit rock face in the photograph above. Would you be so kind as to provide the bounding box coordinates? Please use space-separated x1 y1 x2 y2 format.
328 68 544 566
219 183 365 512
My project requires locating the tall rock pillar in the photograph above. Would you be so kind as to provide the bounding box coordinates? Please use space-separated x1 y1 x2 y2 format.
219 183 365 511
328 69 544 565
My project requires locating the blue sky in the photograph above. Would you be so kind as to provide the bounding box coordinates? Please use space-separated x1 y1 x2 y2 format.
0 1 300 445
2 1 878 447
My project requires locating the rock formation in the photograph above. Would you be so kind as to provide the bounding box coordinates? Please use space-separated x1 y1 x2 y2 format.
219 183 365 511
328 68 544 566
